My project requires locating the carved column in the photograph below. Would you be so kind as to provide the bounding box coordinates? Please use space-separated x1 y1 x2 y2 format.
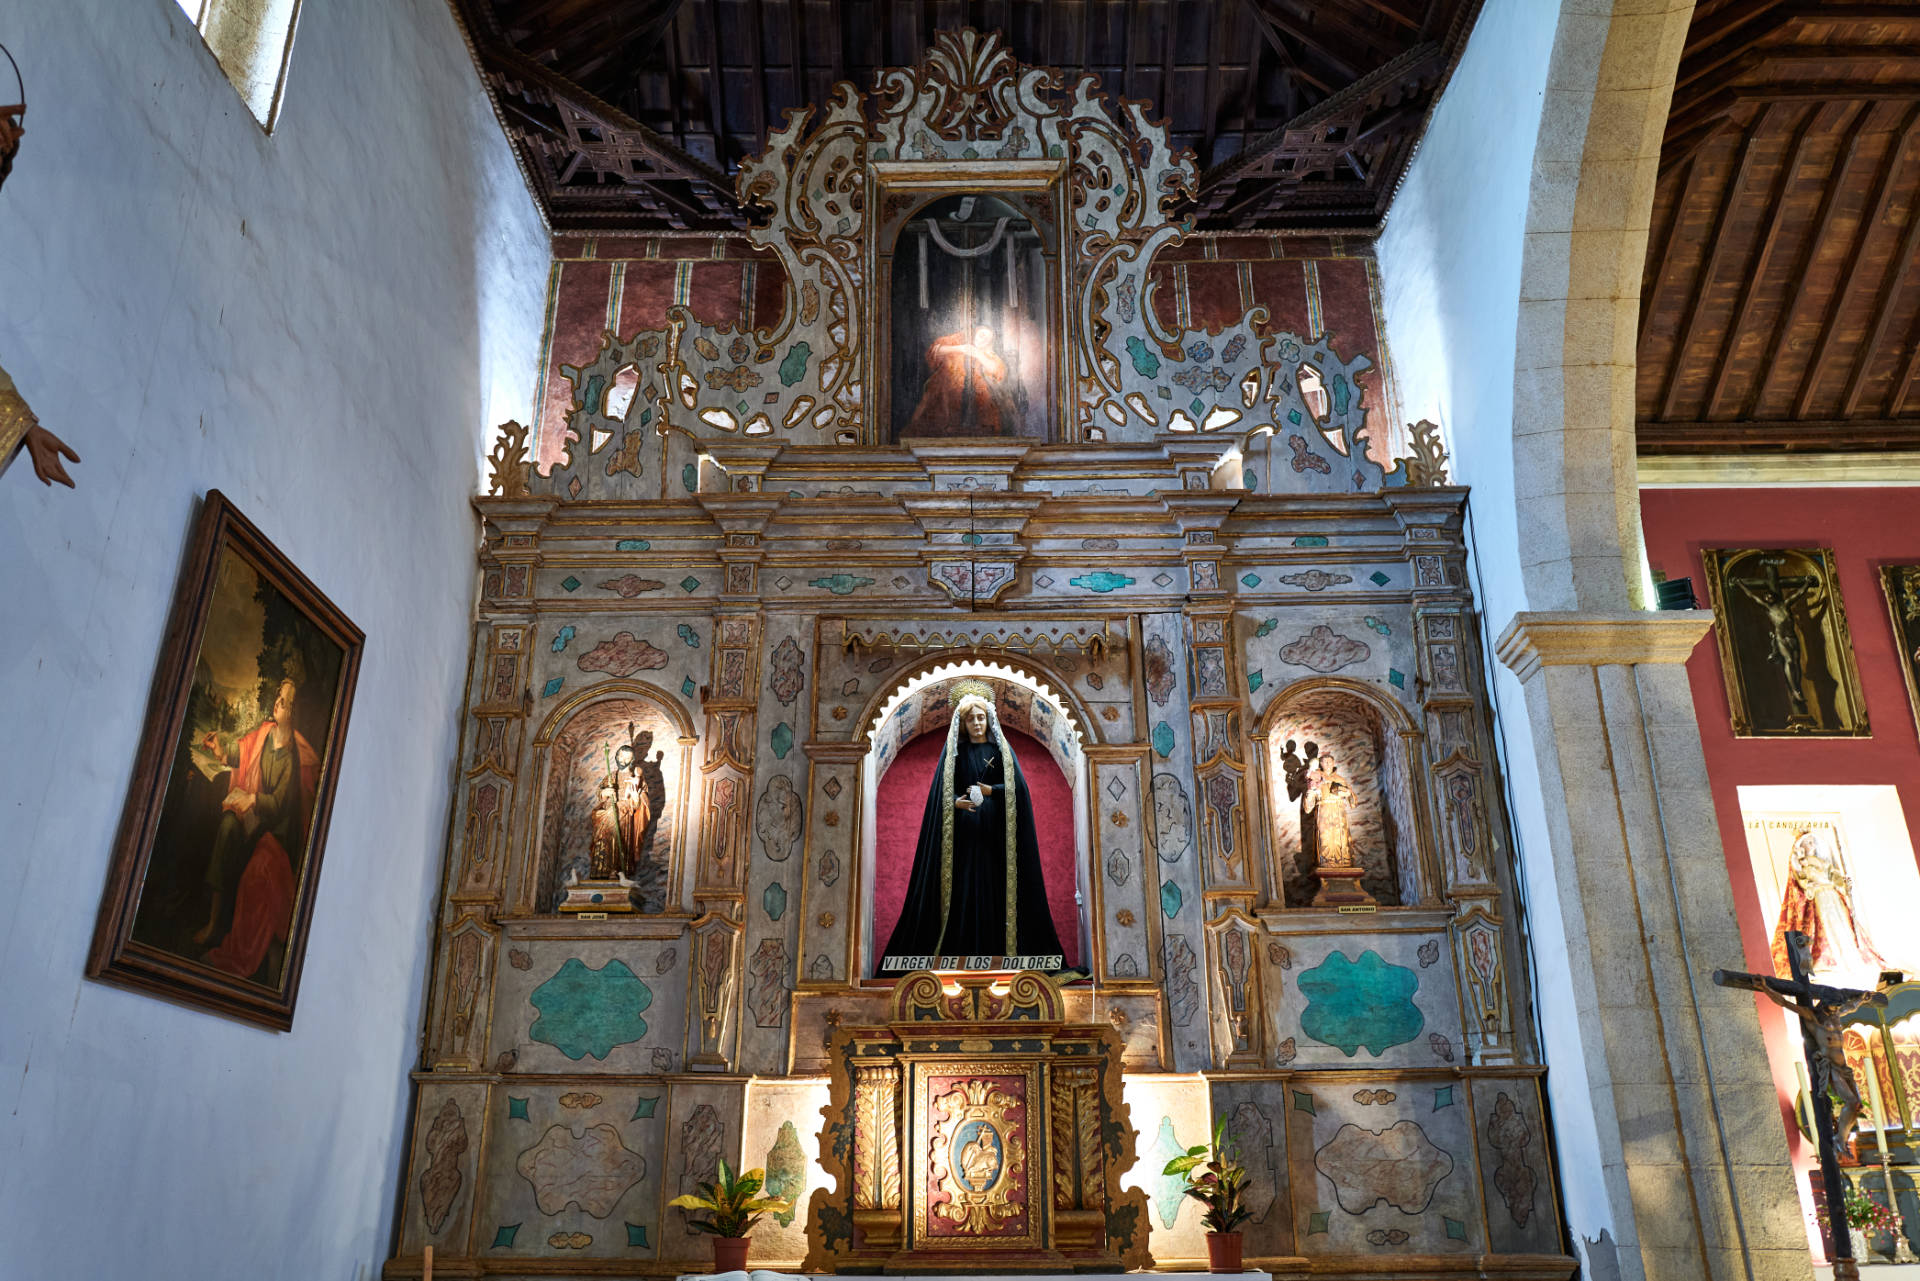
1498 611 1805 1281
851 1062 904 1248
1049 1063 1104 1249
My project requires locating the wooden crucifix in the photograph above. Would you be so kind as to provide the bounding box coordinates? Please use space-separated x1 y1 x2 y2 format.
1713 929 1887 1280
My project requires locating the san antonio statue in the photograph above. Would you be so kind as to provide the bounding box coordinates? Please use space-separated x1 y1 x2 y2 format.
878 681 1065 972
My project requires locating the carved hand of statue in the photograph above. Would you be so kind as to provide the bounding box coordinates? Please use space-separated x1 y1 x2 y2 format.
23 423 79 488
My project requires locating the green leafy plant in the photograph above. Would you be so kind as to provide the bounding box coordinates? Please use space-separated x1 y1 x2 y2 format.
667 1159 793 1238
1162 1117 1252 1234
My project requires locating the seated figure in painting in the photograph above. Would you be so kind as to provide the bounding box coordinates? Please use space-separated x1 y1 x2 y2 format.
193 677 319 979
878 682 1064 971
903 326 1020 437
1771 827 1884 988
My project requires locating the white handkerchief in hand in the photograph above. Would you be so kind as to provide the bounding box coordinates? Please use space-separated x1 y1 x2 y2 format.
967 783 985 806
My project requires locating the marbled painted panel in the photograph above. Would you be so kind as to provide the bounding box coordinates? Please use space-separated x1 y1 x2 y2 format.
489 939 689 1076
1267 931 1463 1070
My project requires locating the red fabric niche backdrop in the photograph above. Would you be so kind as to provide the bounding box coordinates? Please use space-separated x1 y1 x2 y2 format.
871 728 1080 970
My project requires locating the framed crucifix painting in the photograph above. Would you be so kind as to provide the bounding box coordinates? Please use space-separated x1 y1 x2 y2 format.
1882 564 1920 741
88 491 363 1030
1701 547 1868 738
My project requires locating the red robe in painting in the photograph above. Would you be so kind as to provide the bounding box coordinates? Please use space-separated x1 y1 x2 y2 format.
204 720 320 978
904 329 1016 437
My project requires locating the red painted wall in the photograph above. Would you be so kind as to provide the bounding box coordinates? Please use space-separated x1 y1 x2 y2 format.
1639 485 1920 1177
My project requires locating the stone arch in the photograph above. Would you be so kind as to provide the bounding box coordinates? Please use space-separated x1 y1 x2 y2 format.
1255 676 1427 907
1510 0 1695 611
522 679 699 914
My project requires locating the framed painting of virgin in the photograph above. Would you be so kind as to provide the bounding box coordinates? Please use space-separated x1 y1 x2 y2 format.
880 183 1059 443
88 491 363 1030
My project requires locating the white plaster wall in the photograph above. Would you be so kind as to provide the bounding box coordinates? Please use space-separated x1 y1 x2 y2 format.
1375 0 1616 1256
0 1 548 1276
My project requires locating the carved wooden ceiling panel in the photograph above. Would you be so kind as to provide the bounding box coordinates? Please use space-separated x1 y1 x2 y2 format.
449 0 1481 231
1638 0 1920 455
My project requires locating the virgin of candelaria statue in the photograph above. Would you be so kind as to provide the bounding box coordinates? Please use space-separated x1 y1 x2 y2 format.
878 682 1065 972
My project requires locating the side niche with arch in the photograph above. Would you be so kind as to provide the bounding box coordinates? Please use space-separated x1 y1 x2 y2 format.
527 686 695 914
1263 683 1424 908
858 662 1091 977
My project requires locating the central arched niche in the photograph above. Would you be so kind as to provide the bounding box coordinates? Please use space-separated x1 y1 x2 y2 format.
1263 683 1422 907
859 664 1089 975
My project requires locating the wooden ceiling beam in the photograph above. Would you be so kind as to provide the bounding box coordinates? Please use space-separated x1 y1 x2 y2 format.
1747 101 1868 417
1792 104 1919 420
747 0 769 150
788 0 809 106
703 0 729 167
1641 152 1697 338
1891 320 1920 416
1703 102 1824 420
1248 1 1364 81
1160 0 1177 136
1680 0 1793 61
1637 417 1920 453
1842 127 1920 416
1657 110 1771 422
1345 0 1421 33
1204 0 1226 166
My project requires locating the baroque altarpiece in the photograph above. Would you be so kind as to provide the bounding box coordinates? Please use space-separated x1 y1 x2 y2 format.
386 32 1572 1279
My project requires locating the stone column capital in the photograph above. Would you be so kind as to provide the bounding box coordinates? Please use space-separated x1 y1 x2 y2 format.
1494 610 1714 681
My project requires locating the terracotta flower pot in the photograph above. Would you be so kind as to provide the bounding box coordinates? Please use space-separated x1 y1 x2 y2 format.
1205 1230 1243 1272
711 1235 750 1273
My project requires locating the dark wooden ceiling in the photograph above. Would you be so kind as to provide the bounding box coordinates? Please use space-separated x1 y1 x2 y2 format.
449 0 1481 231
1638 0 1920 455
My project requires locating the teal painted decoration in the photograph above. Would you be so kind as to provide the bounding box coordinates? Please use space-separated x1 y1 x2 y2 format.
625 1223 650 1248
771 722 794 759
682 463 698 493
679 576 701 593
1125 334 1160 378
764 881 787 921
1444 1217 1468 1241
1293 535 1329 547
1331 373 1351 415
529 958 654 1061
1363 616 1391 636
561 575 582 592
1433 1084 1455 1111
1247 670 1264 693
1188 397 1205 418
1292 1090 1316 1114
961 532 984 545
1287 408 1302 425
1254 618 1278 637
1069 571 1135 593
682 677 697 698
1147 1116 1188 1229
1160 879 1182 918
810 573 874 594
1297 949 1424 1057
493 1224 521 1248
677 623 700 647
779 341 812 387
1151 721 1175 759
508 1096 530 1121
615 538 651 551
1369 570 1390 585
1307 1210 1330 1235
1388 669 1406 689
632 1095 659 1120
552 626 576 652
542 677 564 698
1241 573 1261 588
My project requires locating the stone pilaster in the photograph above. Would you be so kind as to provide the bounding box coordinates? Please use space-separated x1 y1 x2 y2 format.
1497 610 1809 1281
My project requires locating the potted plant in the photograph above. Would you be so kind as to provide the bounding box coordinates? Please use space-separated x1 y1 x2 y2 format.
1163 1117 1253 1272
1817 1183 1904 1265
668 1158 793 1273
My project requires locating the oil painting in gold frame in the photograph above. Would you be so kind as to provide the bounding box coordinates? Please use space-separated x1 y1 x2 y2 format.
1701 547 1868 738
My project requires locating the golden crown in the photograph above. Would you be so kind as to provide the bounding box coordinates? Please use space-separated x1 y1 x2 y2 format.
949 678 996 706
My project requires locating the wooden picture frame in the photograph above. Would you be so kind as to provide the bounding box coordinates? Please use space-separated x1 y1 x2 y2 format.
1881 564 1920 742
88 491 363 1030
1701 547 1869 738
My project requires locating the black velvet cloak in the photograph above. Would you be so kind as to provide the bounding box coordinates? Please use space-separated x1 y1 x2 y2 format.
878 734 1065 969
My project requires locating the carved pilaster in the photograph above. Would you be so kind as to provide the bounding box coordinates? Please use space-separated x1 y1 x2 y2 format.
1203 908 1269 1070
850 1061 904 1247
687 911 745 1071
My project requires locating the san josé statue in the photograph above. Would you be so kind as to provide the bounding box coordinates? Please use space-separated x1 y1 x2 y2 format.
878 682 1065 972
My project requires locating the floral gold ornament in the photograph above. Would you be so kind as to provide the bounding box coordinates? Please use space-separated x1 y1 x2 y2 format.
930 1078 1027 1235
